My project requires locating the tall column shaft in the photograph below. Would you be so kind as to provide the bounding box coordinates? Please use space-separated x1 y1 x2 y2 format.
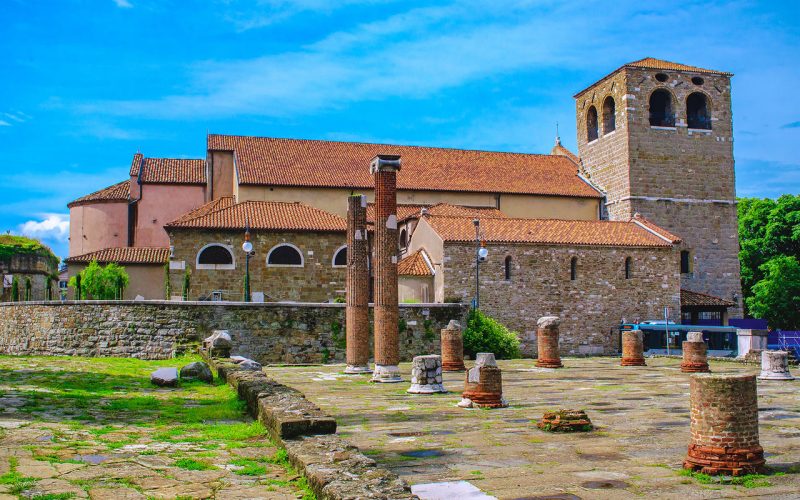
371 154 402 383
345 194 371 374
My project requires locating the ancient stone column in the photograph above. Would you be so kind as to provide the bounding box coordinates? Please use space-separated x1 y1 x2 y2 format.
440 320 466 371
684 374 766 476
758 350 795 380
458 353 507 408
535 316 563 368
344 194 371 374
620 329 646 366
371 154 403 383
681 331 710 373
407 355 446 394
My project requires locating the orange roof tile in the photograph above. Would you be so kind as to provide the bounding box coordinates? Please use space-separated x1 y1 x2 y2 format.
366 203 506 224
207 135 602 199
398 249 435 276
129 153 206 185
424 215 674 247
632 213 682 244
681 289 735 308
625 57 731 76
66 247 169 265
68 180 130 207
165 200 346 232
550 141 581 165
167 197 236 226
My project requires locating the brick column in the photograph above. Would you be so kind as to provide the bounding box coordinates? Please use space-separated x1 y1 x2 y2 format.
684 374 766 476
440 320 466 371
535 316 563 368
620 329 646 366
370 154 403 383
681 331 710 373
344 194 371 374
458 353 507 408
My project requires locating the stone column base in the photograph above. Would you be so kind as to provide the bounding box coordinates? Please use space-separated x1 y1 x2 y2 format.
442 361 466 371
536 358 563 369
684 444 766 476
407 383 447 394
371 364 403 383
343 364 372 375
758 371 795 380
681 362 710 373
459 391 508 409
621 357 646 366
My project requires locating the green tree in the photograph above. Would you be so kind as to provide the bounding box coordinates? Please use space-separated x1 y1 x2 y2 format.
11 277 19 302
164 263 172 300
24 277 32 301
68 261 129 300
745 255 800 330
462 308 521 359
182 267 191 301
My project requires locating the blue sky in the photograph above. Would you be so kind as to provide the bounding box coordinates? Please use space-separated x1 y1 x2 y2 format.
1 0 799 259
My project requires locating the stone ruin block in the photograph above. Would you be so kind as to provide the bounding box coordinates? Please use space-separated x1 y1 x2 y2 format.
537 409 593 432
407 355 446 394
458 352 507 408
758 350 795 380
203 330 232 358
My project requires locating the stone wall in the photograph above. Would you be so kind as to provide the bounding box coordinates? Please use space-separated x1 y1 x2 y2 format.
442 242 680 355
167 229 347 302
1 254 57 302
0 301 466 364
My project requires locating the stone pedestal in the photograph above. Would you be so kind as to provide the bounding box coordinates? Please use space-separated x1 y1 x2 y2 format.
344 194 371 375
758 350 795 380
737 329 768 359
407 355 446 394
203 330 232 358
684 374 766 476
535 316 563 368
440 320 466 371
371 155 403 383
620 329 646 366
458 353 507 408
681 331 710 373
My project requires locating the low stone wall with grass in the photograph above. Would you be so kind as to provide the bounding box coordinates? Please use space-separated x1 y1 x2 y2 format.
0 301 467 363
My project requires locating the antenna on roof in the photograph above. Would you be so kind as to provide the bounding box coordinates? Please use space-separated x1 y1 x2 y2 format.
555 122 561 147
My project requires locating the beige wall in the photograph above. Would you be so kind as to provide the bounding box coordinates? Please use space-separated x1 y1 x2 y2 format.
210 151 235 201
499 194 599 220
399 276 435 303
67 263 165 300
135 184 206 247
404 219 446 302
69 202 129 256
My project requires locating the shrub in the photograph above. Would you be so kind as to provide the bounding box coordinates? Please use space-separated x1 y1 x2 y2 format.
182 267 191 301
10 277 19 302
68 261 129 300
164 263 172 300
462 308 521 359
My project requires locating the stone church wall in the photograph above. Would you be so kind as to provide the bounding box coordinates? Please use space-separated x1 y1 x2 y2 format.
0 301 466 364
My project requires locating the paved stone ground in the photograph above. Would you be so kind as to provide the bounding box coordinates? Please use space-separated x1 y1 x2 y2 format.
0 356 313 500
264 357 800 499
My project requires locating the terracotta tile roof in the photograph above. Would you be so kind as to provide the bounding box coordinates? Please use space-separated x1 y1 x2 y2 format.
424 215 674 247
366 203 506 224
68 180 130 208
625 57 731 76
165 200 346 232
65 247 169 265
681 288 736 308
129 153 206 185
167 197 236 227
550 141 581 165
398 249 435 277
207 134 603 199
632 213 682 244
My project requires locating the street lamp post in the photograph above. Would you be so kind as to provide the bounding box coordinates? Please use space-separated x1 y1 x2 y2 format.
242 221 253 302
473 218 488 310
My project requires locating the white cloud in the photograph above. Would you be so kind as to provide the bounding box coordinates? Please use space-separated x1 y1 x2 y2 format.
18 214 70 243
113 0 133 8
0 120 9 127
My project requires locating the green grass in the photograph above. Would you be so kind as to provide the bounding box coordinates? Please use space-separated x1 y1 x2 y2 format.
230 458 268 476
31 494 77 500
678 469 785 488
173 458 217 471
0 458 38 495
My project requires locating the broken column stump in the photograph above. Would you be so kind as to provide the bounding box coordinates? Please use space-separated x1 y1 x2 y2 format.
620 329 646 366
537 409 593 432
535 316 563 368
407 355 446 394
683 373 766 476
440 320 466 372
758 350 795 380
458 353 507 409
681 331 710 373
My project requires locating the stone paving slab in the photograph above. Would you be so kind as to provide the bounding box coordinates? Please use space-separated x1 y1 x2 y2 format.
264 357 800 499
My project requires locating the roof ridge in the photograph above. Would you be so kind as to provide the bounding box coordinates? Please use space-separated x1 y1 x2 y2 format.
424 214 632 224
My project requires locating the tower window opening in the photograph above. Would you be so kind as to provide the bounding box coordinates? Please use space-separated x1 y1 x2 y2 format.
602 96 616 134
680 250 692 274
687 92 711 130
504 256 512 281
649 89 675 127
586 106 599 142
655 73 669 82
570 257 578 281
625 256 632 279
691 76 704 86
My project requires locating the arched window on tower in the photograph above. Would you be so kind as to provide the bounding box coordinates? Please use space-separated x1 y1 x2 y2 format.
586 106 599 142
649 89 675 127
603 96 616 134
687 92 711 130
504 256 512 281
625 256 632 279
570 257 578 281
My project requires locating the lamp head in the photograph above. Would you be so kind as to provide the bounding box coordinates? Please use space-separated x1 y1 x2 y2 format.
242 241 253 253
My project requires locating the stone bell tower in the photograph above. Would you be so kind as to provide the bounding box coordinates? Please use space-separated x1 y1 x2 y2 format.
574 58 742 316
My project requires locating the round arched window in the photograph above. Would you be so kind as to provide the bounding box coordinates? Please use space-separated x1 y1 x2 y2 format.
196 244 235 270
332 246 347 267
649 89 675 127
586 106 599 142
267 244 303 267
